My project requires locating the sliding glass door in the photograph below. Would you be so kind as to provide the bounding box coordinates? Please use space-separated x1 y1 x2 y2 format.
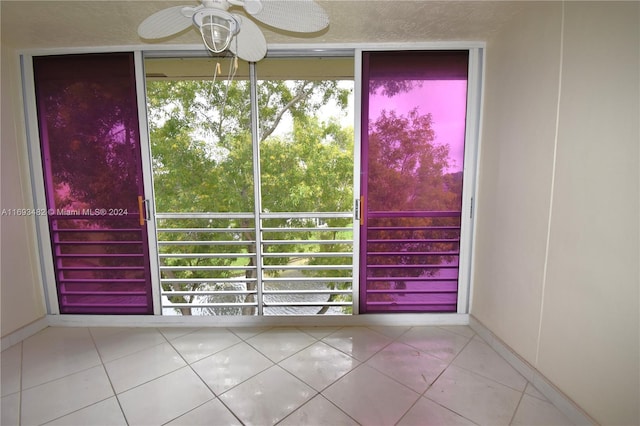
146 56 355 315
33 53 154 314
27 48 479 316
360 50 470 313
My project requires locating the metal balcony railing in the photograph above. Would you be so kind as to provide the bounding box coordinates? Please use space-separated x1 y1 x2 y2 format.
156 212 354 315
363 210 462 313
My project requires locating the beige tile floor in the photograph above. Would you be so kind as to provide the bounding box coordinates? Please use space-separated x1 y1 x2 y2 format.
1 325 575 425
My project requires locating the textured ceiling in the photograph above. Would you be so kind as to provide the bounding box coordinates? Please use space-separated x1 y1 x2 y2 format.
1 1 526 50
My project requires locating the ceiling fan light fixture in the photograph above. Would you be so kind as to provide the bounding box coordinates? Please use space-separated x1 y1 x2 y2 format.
139 0 329 63
193 9 239 53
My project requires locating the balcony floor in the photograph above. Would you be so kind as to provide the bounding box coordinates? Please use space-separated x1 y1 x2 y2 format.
1 325 574 425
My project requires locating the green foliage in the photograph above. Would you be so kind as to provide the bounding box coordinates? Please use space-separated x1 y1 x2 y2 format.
368 107 454 212
147 76 354 315
261 119 353 213
42 79 141 212
366 106 462 303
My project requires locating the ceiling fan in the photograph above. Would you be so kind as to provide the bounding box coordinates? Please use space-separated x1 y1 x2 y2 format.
138 0 330 62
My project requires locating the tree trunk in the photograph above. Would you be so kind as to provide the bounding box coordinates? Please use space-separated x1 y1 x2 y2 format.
159 259 192 316
241 221 257 315
242 249 257 316
316 292 338 315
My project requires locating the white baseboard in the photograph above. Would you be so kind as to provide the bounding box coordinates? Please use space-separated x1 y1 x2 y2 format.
469 316 598 426
1 316 48 351
47 313 469 328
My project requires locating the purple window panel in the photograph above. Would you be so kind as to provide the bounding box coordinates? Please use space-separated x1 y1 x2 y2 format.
33 53 153 314
360 51 469 313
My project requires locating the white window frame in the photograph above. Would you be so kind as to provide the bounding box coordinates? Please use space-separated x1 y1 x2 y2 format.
20 42 483 325
354 44 484 315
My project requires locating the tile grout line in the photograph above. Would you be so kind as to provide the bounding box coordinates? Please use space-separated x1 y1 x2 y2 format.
18 341 24 426
189 328 275 385
277 326 403 425
333 326 473 425
119 327 243 425
26 328 130 426
216 336 294 426
14 324 537 426
91 327 170 364
407 332 479 425
19 329 107 391
392 385 427 426
408 327 477 398
88 326 131 426
167 331 246 426
471 317 594 425
319 394 362 426
105 326 223 424
272 328 364 422
507 390 527 426
41 395 126 426
275 393 362 426
116 327 217 425
170 325 477 426
445 337 531 395
170 326 296 425
159 395 241 426
218 327 323 426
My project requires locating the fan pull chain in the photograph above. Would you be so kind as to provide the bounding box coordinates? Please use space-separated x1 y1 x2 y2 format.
211 61 221 86
216 54 240 137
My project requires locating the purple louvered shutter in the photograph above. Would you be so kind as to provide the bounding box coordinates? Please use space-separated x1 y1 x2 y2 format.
360 50 469 313
34 53 153 314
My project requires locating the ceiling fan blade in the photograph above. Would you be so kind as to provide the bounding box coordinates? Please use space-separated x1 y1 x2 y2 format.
138 5 198 39
229 14 267 62
245 0 329 33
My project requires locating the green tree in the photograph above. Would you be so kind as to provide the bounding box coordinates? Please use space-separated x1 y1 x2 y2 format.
147 76 353 315
366 107 462 304
37 65 147 289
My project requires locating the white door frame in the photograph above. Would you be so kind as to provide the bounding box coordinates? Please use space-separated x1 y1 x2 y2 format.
20 42 483 318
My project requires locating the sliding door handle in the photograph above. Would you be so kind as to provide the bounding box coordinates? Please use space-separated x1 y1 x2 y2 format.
137 196 152 226
138 196 145 226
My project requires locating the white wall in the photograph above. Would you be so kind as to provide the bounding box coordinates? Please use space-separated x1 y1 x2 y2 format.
538 3 640 424
473 2 563 363
0 45 47 337
2 2 639 422
473 2 639 425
